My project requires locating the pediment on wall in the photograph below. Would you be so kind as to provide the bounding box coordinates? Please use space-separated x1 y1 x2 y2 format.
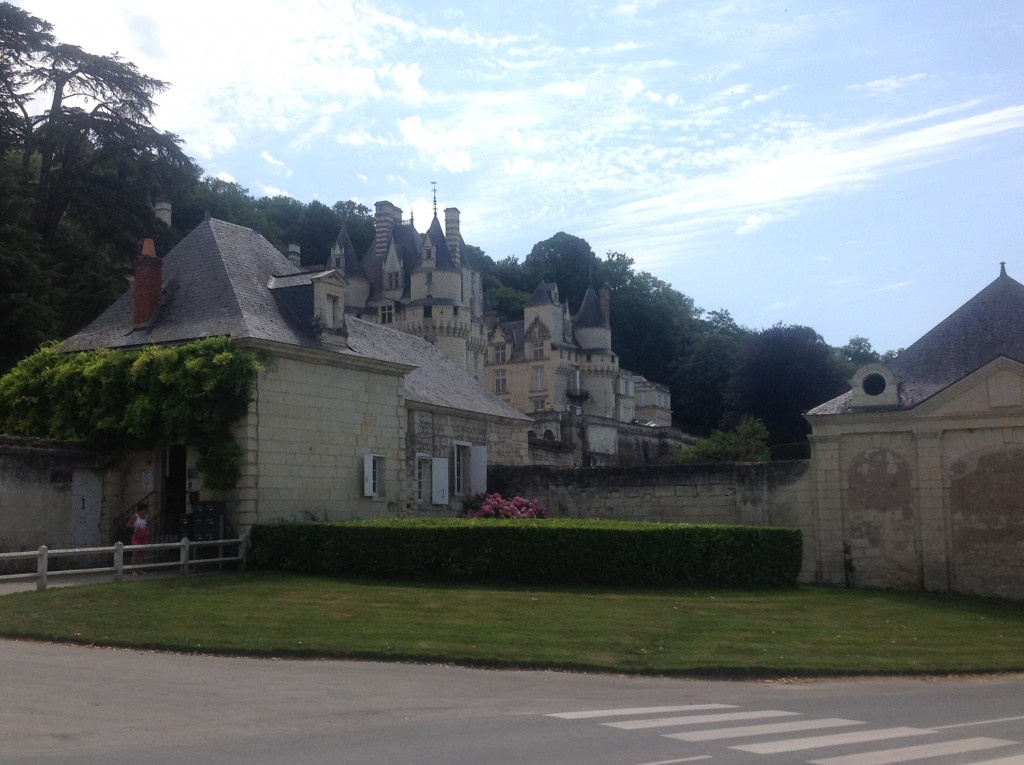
525 316 551 340
915 357 1024 417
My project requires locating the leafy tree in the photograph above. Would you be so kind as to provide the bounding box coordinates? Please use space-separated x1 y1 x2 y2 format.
524 232 596 312
332 200 374 256
674 417 771 463
299 200 340 265
599 251 700 386
256 195 305 253
723 323 848 449
0 3 198 370
670 310 752 436
487 286 532 322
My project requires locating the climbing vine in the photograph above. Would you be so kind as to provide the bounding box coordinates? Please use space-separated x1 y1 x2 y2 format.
0 337 264 489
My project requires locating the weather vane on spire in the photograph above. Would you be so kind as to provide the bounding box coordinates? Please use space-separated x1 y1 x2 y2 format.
431 181 438 217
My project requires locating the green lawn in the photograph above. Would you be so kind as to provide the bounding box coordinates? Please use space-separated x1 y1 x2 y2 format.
1 572 1022 676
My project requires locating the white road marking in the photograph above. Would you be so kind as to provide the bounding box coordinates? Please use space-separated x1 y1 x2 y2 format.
965 753 1024 765
808 736 1018 765
633 757 713 765
666 718 865 742
733 726 933 754
935 715 1024 730
547 704 736 720
606 710 799 730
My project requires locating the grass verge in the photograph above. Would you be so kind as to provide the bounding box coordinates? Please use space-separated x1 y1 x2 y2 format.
1 572 1022 677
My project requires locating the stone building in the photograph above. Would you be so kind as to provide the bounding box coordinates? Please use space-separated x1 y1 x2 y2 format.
335 202 678 466
484 281 681 465
806 264 1024 599
60 217 530 540
330 200 487 380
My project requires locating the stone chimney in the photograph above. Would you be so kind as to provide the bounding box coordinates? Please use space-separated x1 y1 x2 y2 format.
154 200 172 227
444 207 461 267
599 289 610 323
287 243 301 267
133 239 162 328
374 201 402 259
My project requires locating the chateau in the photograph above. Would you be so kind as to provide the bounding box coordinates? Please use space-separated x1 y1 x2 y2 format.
339 199 682 465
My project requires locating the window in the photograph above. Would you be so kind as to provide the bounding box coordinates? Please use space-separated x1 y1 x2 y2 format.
327 294 340 329
532 341 544 360
423 305 433 318
379 303 393 324
453 443 470 496
494 368 507 394
532 398 546 412
494 344 506 364
532 365 544 391
416 455 430 503
363 454 385 498
385 271 401 290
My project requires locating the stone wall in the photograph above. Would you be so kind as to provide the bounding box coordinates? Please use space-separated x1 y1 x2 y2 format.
489 460 818 581
0 437 106 552
232 350 407 528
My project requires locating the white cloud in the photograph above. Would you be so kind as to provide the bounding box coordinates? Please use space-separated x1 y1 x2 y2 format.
261 151 285 168
257 182 290 198
382 62 428 104
850 74 927 94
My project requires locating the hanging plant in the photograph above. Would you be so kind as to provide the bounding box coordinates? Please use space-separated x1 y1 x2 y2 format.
0 337 263 488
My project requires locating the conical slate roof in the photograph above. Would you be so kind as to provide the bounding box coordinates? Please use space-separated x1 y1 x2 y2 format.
574 286 608 328
809 265 1024 414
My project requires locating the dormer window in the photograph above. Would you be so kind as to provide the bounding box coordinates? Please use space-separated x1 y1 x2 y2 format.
850 363 900 408
386 271 401 291
380 303 394 324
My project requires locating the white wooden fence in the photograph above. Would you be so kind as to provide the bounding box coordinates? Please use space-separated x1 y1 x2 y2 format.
0 537 247 591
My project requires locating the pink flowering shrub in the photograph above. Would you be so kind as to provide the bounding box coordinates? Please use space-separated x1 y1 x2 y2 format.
460 492 550 519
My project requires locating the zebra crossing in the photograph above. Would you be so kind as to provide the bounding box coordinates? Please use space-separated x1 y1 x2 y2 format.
546 704 1024 764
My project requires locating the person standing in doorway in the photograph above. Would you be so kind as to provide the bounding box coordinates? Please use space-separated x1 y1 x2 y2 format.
127 505 151 575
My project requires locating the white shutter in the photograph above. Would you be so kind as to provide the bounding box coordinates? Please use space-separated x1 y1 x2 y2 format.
470 445 488 495
432 458 449 505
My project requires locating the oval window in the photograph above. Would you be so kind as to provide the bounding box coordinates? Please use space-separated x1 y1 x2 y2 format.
862 373 886 396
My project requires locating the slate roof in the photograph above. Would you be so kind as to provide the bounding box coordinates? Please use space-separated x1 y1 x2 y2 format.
525 281 559 307
345 317 529 420
809 265 1024 415
332 227 365 281
62 218 528 422
575 286 609 328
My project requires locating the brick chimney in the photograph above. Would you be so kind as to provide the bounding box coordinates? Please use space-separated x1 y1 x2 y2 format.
599 289 610 323
444 207 461 267
374 201 402 259
133 239 162 328
287 243 301 267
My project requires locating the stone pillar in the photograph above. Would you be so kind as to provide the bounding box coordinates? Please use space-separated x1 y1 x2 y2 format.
914 430 951 592
808 432 845 585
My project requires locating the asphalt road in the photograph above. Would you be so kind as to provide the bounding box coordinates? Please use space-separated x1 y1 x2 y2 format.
3 639 1024 765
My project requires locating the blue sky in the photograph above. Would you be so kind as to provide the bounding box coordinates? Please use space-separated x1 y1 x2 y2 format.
18 1 1024 354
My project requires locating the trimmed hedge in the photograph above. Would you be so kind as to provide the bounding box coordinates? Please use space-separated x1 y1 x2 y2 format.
250 519 802 587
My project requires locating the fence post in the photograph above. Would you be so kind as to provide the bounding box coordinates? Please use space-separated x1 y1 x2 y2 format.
180 537 190 575
114 541 124 581
36 546 48 592
239 534 247 572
